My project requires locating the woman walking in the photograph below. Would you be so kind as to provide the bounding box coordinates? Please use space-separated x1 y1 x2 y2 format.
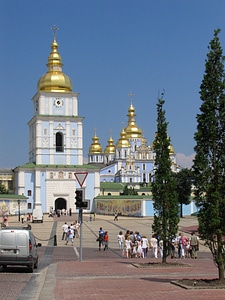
103 231 109 251
117 231 124 250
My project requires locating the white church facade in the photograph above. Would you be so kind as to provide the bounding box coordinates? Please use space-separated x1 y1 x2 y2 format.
13 32 100 214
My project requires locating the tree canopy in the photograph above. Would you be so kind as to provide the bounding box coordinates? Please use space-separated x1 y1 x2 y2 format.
193 28 225 281
152 96 179 263
173 168 192 218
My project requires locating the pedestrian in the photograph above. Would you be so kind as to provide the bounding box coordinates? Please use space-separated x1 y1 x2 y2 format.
150 234 158 258
141 235 149 258
98 227 105 251
181 233 188 259
62 222 68 240
65 226 73 246
117 231 124 250
93 213 96 221
21 214 24 224
137 238 142 258
176 233 182 258
125 236 132 258
103 231 109 251
190 232 199 259
159 239 163 258
170 236 177 259
114 211 118 221
69 208 72 216
74 220 80 238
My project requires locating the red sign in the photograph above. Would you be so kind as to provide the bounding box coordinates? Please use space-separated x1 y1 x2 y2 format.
74 172 88 187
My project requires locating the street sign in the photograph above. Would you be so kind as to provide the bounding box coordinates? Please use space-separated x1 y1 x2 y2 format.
74 172 88 187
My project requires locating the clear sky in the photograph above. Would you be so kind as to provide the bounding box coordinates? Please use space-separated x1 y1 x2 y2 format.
0 0 225 169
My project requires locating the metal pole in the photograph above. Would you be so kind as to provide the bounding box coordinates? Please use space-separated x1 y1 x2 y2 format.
79 208 83 262
18 200 21 222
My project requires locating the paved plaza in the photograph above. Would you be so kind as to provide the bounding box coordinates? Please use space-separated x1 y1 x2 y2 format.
0 214 224 299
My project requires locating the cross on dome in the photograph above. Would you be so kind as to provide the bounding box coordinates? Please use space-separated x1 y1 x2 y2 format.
128 91 134 105
50 24 59 39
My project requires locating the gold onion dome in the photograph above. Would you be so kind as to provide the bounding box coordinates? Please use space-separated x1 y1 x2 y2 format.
37 37 72 92
89 133 102 154
116 128 131 148
169 144 175 154
104 136 116 154
124 103 143 138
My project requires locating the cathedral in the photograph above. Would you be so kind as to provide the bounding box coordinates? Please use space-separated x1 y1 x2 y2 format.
88 94 179 184
1 29 197 217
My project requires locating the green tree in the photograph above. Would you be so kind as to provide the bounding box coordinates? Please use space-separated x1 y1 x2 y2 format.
0 184 8 194
152 96 179 263
123 185 138 195
173 168 192 218
193 29 225 281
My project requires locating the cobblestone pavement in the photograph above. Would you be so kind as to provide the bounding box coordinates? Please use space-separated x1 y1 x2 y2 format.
1 214 225 299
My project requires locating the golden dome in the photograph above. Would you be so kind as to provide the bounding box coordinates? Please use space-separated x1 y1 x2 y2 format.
116 128 131 148
89 133 102 154
104 136 116 154
169 144 175 154
37 37 72 92
124 103 143 138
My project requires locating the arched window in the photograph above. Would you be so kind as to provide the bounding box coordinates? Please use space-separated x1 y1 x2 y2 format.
56 132 64 152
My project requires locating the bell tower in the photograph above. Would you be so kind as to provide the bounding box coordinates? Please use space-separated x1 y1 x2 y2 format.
28 26 83 166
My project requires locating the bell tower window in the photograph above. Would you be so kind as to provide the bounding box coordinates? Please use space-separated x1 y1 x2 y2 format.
56 132 64 152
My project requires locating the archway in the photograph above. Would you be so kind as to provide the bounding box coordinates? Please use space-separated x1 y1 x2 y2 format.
55 198 67 211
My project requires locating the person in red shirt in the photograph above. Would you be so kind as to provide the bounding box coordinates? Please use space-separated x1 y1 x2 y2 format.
103 231 109 251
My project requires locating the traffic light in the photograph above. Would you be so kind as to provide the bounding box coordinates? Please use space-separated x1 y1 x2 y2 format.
75 189 83 207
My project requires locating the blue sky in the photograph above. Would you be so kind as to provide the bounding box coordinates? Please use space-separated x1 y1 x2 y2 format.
0 0 225 169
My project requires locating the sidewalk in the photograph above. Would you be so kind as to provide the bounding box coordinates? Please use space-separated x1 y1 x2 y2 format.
5 214 225 299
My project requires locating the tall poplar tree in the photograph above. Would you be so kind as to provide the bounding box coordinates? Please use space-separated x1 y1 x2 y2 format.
152 96 179 263
193 29 225 281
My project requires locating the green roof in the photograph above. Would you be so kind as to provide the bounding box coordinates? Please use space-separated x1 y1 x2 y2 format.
95 195 152 199
100 182 125 190
0 194 27 200
14 163 99 170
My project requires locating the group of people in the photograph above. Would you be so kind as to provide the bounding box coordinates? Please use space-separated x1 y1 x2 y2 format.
96 227 200 260
97 227 109 251
62 220 80 246
118 230 159 259
173 232 200 259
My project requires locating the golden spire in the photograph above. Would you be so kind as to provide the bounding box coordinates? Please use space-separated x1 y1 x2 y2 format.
124 92 143 138
37 25 72 92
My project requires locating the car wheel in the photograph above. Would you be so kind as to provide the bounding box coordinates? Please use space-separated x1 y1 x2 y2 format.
28 264 34 273
34 259 38 269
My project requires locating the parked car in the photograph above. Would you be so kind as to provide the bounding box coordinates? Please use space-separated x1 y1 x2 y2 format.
0 227 41 272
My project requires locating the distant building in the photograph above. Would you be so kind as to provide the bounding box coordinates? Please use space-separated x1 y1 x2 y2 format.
0 169 13 193
88 95 180 184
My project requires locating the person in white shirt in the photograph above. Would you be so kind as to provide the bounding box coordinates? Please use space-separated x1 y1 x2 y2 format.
62 222 68 240
141 235 149 258
117 231 124 250
150 234 158 258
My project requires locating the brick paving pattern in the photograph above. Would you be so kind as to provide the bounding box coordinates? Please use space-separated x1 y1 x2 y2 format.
1 214 225 299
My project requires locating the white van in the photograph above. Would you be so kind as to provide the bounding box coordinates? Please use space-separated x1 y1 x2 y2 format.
32 208 43 223
0 227 41 272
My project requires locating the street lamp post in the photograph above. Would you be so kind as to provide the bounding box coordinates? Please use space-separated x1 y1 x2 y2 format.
17 200 21 222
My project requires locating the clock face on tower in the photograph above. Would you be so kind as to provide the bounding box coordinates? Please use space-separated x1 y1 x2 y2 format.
54 98 63 107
